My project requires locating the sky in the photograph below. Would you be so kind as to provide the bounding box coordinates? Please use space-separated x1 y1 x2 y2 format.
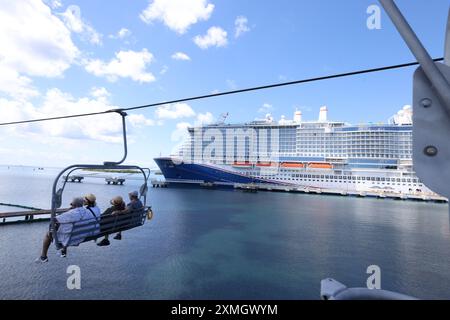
0 0 448 168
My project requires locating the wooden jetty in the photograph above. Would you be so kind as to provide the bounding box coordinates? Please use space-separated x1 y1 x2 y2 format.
0 208 69 224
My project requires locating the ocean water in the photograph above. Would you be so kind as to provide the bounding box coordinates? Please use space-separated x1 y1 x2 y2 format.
0 166 449 300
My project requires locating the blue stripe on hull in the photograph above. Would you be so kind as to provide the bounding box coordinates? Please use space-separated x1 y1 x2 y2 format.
154 158 275 185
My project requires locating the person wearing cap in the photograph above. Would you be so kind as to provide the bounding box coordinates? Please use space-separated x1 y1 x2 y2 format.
97 196 126 247
110 190 143 241
82 193 101 239
84 193 101 219
35 197 87 263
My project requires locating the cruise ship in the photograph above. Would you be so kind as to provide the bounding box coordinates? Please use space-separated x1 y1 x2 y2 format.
154 106 443 200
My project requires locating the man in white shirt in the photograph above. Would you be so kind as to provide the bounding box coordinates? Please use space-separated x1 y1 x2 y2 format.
35 197 90 263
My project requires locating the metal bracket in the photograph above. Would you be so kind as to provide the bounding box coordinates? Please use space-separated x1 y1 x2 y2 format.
320 278 417 300
413 63 450 198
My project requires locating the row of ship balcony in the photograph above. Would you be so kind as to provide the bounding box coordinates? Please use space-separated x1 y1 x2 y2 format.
231 161 333 169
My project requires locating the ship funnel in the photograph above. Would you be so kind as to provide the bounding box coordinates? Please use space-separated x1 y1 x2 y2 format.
318 106 328 122
294 110 302 123
392 105 413 125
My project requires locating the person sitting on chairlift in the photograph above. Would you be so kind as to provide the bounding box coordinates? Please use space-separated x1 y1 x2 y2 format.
84 193 101 224
35 197 86 263
97 196 126 247
111 190 143 241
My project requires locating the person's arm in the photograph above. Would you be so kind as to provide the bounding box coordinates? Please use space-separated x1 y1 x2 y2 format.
112 206 131 216
102 207 114 216
56 209 78 224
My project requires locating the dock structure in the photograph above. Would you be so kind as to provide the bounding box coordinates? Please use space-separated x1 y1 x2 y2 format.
63 175 84 183
233 183 448 203
0 208 69 224
238 183 258 193
105 177 125 185
200 182 216 188
151 180 168 188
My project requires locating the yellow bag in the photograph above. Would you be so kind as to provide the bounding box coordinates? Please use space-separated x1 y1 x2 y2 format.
146 207 154 220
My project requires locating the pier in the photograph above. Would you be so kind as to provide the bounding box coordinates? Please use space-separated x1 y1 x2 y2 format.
105 177 125 185
200 182 216 188
63 175 84 183
0 208 69 224
233 183 448 203
152 180 168 188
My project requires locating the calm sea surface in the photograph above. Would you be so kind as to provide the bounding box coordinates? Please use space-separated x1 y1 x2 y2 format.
0 166 449 299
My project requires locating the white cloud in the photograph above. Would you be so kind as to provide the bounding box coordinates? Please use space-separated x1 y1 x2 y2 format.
171 52 191 61
170 112 214 145
0 0 79 98
0 88 154 143
226 79 237 90
45 0 62 9
234 16 250 38
171 122 191 142
84 49 156 83
140 0 214 34
128 114 155 127
117 28 131 39
109 28 131 40
194 26 228 49
258 103 273 113
155 103 196 120
61 5 102 45
0 65 39 100
90 87 110 100
160 65 169 75
196 112 214 125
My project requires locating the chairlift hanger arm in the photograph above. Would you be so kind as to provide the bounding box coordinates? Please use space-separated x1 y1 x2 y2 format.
445 9 450 66
379 0 450 114
379 0 450 200
104 110 128 166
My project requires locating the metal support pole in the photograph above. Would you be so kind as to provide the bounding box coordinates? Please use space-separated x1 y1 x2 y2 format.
379 0 450 114
445 9 450 66
104 110 128 166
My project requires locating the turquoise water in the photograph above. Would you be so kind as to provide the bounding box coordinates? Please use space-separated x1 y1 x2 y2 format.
0 166 449 299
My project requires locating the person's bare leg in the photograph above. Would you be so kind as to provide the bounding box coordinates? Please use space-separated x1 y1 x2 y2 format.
41 232 52 258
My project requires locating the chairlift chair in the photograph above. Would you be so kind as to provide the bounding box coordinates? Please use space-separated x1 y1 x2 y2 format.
49 110 153 249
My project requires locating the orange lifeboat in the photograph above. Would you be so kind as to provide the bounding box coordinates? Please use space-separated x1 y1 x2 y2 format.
233 161 252 167
281 162 304 168
308 162 333 169
256 162 275 167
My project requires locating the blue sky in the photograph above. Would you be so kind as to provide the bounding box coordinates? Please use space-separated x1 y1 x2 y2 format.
0 0 448 168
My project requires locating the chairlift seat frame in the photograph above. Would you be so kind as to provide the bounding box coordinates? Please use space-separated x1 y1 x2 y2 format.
49 110 152 249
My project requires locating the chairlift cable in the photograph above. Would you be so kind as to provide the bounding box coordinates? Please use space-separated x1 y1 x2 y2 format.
0 58 443 127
